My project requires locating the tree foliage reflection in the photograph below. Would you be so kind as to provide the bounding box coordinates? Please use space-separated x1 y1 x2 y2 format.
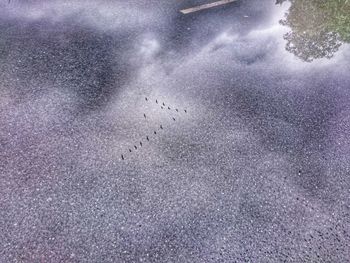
278 0 350 62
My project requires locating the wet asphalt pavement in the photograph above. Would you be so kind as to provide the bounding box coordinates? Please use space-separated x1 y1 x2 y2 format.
1 1 350 262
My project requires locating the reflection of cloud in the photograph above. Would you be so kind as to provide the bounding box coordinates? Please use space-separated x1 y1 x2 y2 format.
209 32 238 52
1 0 157 30
138 37 160 61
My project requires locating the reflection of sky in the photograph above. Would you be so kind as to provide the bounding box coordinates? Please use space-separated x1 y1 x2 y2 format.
1 1 350 262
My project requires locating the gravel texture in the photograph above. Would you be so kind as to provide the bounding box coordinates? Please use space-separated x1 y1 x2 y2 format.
1 1 350 262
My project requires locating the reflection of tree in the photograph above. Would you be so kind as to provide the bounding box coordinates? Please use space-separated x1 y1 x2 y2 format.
279 0 350 62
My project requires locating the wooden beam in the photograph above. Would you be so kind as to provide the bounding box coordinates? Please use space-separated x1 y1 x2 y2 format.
180 0 238 14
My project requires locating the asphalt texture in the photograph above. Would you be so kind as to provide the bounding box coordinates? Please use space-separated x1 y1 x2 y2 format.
1 1 350 262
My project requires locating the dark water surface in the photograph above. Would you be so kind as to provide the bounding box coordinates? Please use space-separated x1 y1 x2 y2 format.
1 1 349 262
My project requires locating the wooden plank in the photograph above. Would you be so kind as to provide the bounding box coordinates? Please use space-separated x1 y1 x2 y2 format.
180 0 238 14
